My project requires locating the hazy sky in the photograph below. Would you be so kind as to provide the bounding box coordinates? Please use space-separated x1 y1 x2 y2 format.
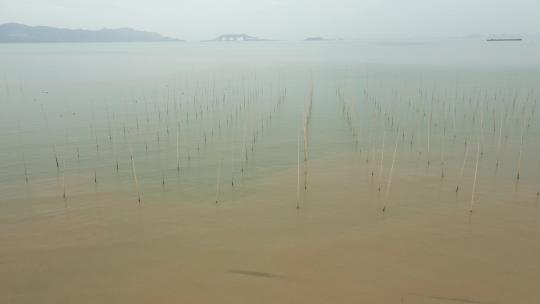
1 0 539 40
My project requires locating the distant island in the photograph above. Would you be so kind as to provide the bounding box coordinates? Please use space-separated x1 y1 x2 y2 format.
0 23 180 43
210 34 269 42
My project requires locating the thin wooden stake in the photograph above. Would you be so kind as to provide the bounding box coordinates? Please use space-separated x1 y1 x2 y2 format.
470 142 481 213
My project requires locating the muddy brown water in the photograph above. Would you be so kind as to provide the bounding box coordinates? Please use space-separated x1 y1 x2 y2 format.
1 41 540 303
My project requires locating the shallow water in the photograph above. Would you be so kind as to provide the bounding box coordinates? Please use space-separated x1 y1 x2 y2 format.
1 40 540 303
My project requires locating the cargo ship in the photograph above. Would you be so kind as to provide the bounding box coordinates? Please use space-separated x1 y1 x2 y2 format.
487 38 522 42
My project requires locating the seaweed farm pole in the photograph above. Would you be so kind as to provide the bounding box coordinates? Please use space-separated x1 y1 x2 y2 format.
456 135 471 193
41 105 60 171
303 119 308 191
516 133 524 182
62 160 66 200
241 118 247 176
377 130 386 192
112 134 119 174
382 134 399 213
303 107 308 191
514 107 528 183
297 131 300 209
470 142 481 213
93 132 98 185
17 121 30 184
130 150 142 205
427 110 431 168
231 136 235 188
495 109 504 169
215 158 221 204
54 144 60 170
176 123 180 174
22 152 29 184
440 128 446 180
302 83 313 192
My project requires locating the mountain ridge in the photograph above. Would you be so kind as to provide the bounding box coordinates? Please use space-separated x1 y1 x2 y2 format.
0 23 180 42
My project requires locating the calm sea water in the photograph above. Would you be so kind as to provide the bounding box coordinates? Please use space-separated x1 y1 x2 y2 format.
1 40 540 303
1 40 539 199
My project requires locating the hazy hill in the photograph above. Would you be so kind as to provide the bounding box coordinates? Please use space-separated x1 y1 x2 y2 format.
0 23 180 43
210 34 269 41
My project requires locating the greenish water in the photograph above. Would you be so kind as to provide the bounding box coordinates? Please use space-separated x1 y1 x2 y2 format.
1 41 539 201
